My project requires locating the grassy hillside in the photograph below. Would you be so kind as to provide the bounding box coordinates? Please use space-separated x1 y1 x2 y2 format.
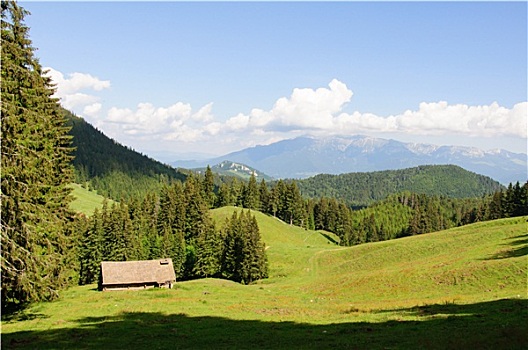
2 212 526 349
68 183 113 216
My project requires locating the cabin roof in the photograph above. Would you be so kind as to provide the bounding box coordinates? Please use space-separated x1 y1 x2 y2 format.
100 258 176 286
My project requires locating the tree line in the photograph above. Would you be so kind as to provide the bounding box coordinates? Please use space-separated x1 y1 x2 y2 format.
197 167 527 248
77 176 268 286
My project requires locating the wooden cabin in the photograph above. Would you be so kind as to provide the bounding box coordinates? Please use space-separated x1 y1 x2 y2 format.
99 258 176 291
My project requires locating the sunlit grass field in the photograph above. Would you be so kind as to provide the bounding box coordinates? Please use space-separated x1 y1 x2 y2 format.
2 206 526 349
68 183 113 216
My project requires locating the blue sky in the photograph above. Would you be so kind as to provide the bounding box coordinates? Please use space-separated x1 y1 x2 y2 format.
22 1 527 160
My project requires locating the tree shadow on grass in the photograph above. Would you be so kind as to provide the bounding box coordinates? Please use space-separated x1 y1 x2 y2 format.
486 234 528 260
319 232 339 245
2 299 527 350
1 311 48 322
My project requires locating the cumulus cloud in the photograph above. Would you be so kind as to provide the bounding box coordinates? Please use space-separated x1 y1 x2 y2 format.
223 79 353 133
220 79 526 141
45 69 527 154
45 67 110 95
335 101 527 138
105 101 215 142
44 67 110 111
83 103 102 117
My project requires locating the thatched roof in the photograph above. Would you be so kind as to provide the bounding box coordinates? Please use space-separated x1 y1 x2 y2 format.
100 258 176 286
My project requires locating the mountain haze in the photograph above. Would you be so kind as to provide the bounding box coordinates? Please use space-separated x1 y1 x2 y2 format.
174 136 526 184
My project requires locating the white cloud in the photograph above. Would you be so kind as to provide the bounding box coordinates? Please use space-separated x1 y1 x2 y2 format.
60 93 99 111
223 79 353 133
44 67 110 115
381 101 527 138
105 101 215 143
45 67 110 96
83 103 102 117
219 80 526 141
45 69 527 155
99 80 527 155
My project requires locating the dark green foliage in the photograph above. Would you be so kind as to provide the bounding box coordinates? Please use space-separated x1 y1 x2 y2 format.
193 222 223 278
485 182 527 219
183 175 210 242
258 179 270 213
78 209 104 285
65 110 187 201
296 165 503 207
240 211 268 283
202 166 216 209
241 174 260 210
221 211 268 284
156 183 186 276
1 1 76 308
76 177 268 284
216 182 233 207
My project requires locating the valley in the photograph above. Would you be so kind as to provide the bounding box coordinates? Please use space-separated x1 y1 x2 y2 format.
2 3 526 349
3 211 526 349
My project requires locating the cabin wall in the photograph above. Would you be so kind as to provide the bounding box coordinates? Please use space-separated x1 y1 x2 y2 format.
101 281 174 291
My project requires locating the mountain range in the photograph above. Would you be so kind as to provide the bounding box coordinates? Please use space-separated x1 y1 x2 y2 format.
172 135 526 184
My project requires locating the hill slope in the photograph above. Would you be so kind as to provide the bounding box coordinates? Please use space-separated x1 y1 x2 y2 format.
65 109 188 199
3 213 526 349
185 135 526 183
297 164 502 207
211 209 526 306
68 183 112 216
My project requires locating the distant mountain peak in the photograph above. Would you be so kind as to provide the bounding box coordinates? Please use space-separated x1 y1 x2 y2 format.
195 135 525 184
194 160 273 181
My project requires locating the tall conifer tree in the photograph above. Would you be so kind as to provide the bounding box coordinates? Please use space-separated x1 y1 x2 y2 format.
1 1 75 307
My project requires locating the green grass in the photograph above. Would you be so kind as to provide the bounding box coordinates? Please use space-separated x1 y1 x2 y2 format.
2 210 527 349
68 183 113 216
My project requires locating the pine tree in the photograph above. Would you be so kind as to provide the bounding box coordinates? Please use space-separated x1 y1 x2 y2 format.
219 210 268 284
240 211 268 284
157 183 186 275
314 197 329 230
487 191 503 220
216 182 233 207
242 173 259 210
193 221 222 278
258 179 269 213
78 209 104 285
268 183 280 217
183 175 209 241
1 1 76 308
202 166 216 209
221 212 243 282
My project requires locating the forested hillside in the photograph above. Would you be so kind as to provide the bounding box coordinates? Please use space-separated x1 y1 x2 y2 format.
296 165 503 207
65 110 188 200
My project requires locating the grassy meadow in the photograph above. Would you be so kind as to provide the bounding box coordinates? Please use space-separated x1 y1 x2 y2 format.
2 207 527 349
68 183 113 216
